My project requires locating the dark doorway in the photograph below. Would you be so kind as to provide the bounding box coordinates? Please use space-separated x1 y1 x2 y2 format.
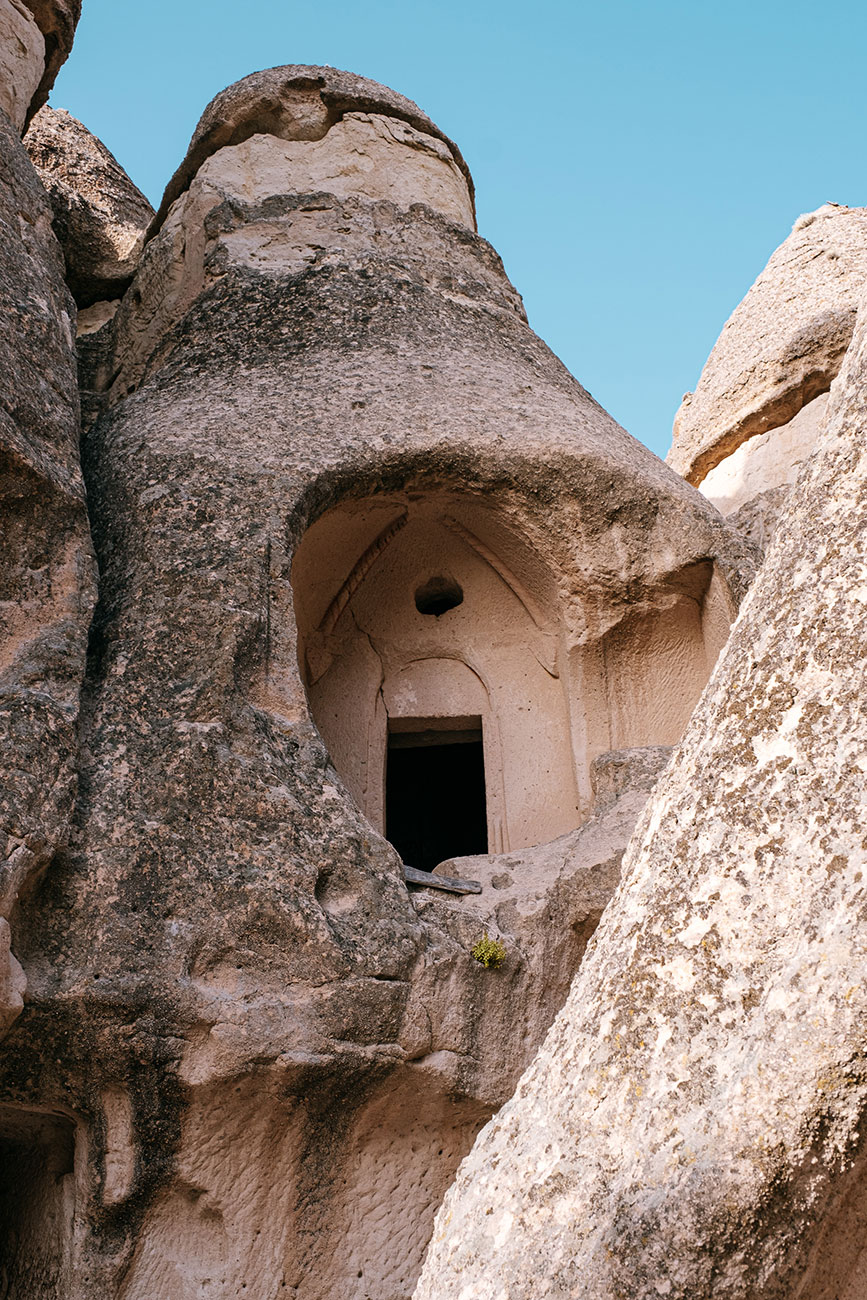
386 719 488 872
0 1108 77 1299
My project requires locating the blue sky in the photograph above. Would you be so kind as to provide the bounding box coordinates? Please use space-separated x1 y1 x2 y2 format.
52 0 867 459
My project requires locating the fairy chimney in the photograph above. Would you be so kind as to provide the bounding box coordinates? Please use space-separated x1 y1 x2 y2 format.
0 65 755 1299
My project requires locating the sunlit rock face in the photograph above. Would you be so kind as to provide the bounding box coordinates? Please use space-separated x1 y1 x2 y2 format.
25 106 154 308
20 0 80 122
416 289 867 1300
0 0 44 132
669 203 867 551
0 63 754 1299
0 0 80 131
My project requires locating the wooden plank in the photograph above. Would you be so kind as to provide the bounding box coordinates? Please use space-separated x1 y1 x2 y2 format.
403 865 482 895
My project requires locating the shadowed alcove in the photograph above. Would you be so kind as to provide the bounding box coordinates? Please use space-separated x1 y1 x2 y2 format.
0 1107 79 1299
386 716 488 870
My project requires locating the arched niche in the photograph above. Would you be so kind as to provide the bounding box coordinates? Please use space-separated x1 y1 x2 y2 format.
291 491 737 869
292 491 579 859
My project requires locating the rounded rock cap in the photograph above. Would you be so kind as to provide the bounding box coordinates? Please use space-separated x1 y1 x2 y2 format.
669 202 867 485
151 64 475 237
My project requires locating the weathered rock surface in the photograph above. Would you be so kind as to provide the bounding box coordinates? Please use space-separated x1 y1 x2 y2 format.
408 746 675 1098
416 288 867 1300
727 483 791 553
670 204 867 487
19 0 79 122
25 106 154 306
0 103 94 1042
150 63 475 237
0 0 79 131
0 0 44 132
700 389 830 518
0 67 754 1299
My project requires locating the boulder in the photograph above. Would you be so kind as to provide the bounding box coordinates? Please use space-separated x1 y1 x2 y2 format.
669 204 867 491
25 106 154 306
416 287 867 1300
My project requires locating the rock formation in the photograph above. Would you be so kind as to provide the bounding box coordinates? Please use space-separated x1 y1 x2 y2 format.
0 0 80 130
25 106 154 307
416 286 867 1300
0 0 93 1052
0 56 757 1299
670 203 867 546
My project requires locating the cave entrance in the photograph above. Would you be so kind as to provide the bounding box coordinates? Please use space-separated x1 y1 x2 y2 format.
386 718 488 872
0 1108 77 1299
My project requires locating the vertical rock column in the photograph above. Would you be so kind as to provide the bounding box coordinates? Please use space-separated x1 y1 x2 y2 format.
417 292 867 1298
0 6 95 1040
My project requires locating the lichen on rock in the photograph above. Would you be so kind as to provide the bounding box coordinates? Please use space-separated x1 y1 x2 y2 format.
416 285 867 1300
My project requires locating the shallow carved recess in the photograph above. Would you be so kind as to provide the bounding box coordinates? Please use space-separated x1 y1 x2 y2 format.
0 1106 82 1297
1 66 755 1299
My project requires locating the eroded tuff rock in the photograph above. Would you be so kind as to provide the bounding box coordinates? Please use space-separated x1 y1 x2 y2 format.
0 67 754 1299
25 106 154 307
417 289 867 1300
670 204 867 497
0 0 44 131
150 63 475 237
19 0 79 122
0 0 80 131
0 104 95 1043
407 746 675 1099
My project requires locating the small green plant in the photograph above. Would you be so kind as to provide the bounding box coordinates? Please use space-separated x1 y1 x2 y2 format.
471 932 506 969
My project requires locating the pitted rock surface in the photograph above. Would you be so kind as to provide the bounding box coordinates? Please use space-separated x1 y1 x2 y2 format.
416 290 867 1300
19 0 79 125
0 104 95 1041
408 745 676 1095
670 203 867 486
25 106 154 306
